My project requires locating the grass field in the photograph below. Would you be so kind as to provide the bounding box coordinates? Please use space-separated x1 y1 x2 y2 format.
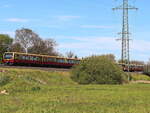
0 68 150 113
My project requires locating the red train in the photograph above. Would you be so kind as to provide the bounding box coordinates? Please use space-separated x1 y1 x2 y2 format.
2 52 144 72
2 52 80 68
118 63 144 72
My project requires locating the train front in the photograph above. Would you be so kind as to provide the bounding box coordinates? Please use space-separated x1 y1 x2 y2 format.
2 52 14 65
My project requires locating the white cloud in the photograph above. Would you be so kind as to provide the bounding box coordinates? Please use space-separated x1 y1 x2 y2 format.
5 18 29 22
56 16 80 21
80 25 113 29
0 4 11 8
3 4 10 8
55 36 150 61
56 36 119 55
131 40 150 52
59 37 118 50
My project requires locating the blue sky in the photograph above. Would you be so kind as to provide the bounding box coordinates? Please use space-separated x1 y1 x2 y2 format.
0 0 149 62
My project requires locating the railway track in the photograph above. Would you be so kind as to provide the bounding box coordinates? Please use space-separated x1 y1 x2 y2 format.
0 65 70 72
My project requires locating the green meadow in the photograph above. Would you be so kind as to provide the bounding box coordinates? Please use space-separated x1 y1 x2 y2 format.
0 68 150 113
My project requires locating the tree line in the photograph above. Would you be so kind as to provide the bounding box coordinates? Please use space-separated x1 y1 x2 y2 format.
0 28 77 60
0 28 147 65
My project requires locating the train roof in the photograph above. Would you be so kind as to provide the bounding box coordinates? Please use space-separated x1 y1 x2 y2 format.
4 52 81 60
118 63 144 66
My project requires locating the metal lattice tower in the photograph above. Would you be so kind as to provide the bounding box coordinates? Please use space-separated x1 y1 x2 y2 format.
113 0 138 66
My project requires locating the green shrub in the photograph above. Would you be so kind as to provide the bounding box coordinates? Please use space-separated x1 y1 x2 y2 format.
71 55 128 84
0 56 2 64
31 86 41 91
130 73 150 81
0 75 10 86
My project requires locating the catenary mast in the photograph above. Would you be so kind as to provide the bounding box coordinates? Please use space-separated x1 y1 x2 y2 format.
113 0 138 70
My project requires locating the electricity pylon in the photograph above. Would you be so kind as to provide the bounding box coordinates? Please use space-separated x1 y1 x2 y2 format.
113 0 138 70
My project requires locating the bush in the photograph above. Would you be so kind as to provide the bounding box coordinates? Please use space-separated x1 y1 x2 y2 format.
130 73 150 81
31 86 41 91
0 75 10 86
71 55 128 84
0 56 2 64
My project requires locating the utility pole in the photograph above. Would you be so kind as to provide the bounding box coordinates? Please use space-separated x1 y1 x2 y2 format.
113 0 138 71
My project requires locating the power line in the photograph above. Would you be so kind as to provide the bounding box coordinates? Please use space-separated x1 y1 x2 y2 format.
113 0 138 71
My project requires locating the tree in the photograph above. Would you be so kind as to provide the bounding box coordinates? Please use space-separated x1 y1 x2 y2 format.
0 34 13 60
101 54 116 62
28 38 58 56
10 42 25 52
71 55 128 84
66 51 78 58
66 51 75 58
44 38 58 56
15 28 39 53
15 28 59 56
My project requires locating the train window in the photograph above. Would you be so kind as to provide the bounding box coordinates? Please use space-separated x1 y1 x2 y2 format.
61 59 65 63
79 60 81 63
25 56 29 60
37 57 39 61
69 60 71 63
74 60 79 64
4 53 13 59
14 54 19 60
22 56 26 60
37 57 42 62
48 58 55 62
66 59 69 63
33 57 38 61
56 58 59 62
72 60 75 64
72 60 75 63
18 55 22 60
67 59 74 64
64 59 67 63
30 56 34 61
56 58 64 63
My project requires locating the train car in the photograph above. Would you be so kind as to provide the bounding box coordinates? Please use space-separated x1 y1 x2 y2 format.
118 63 144 72
2 52 80 68
2 52 144 71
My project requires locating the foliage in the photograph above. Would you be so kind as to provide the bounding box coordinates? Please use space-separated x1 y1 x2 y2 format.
31 86 41 91
0 57 2 63
0 68 150 113
0 75 10 86
10 42 25 52
15 28 58 56
28 38 58 56
0 68 75 92
71 55 128 84
101 54 116 62
130 73 150 81
66 51 76 58
0 34 13 57
15 28 40 53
